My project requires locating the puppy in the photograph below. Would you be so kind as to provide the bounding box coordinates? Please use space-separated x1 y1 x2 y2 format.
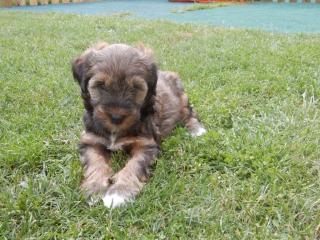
72 42 206 208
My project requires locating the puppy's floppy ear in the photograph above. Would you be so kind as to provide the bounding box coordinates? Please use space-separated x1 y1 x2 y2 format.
140 65 157 120
72 56 88 93
72 42 109 93
136 42 157 89
136 43 158 119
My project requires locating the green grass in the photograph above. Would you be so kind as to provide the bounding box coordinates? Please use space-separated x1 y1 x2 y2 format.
1 11 320 239
171 2 235 13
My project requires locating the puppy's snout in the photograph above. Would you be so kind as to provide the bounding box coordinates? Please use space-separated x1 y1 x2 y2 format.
110 114 125 124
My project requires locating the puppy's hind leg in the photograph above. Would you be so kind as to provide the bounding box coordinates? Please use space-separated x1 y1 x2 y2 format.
180 94 206 137
161 71 206 137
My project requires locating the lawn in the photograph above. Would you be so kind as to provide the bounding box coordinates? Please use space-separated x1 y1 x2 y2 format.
0 11 320 239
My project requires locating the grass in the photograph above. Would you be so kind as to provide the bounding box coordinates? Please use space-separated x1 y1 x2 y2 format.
171 2 235 13
1 11 320 239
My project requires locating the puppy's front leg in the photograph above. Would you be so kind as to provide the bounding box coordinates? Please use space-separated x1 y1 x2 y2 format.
79 133 114 197
103 138 159 208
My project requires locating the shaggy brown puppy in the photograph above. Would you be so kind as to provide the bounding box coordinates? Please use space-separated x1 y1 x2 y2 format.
72 42 206 208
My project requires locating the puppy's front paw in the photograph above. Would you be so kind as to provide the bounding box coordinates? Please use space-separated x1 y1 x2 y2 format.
81 170 113 197
103 192 131 208
102 184 135 209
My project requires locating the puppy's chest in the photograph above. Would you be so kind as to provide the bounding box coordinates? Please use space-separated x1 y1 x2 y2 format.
107 134 123 151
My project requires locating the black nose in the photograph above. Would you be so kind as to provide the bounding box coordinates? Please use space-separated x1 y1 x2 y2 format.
110 114 124 124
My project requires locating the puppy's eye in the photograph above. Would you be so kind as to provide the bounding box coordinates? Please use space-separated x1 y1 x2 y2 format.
133 82 146 91
95 82 108 90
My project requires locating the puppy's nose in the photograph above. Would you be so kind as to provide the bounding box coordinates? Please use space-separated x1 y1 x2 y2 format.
110 114 124 124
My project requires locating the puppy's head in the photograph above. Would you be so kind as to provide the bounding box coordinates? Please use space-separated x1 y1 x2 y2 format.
72 42 157 133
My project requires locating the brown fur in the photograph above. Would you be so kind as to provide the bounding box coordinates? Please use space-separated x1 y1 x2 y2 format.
72 42 205 207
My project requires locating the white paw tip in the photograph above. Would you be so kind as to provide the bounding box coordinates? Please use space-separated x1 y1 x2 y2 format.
19 180 28 188
103 193 130 209
191 126 207 137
